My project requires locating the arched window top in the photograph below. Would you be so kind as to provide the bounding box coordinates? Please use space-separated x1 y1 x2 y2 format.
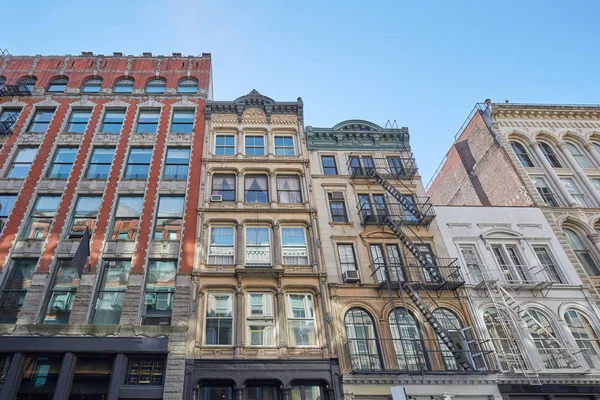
146 78 166 94
564 309 600 368
565 141 592 168
564 228 587 251
17 76 37 93
82 77 103 93
527 308 569 369
47 77 68 93
538 141 563 168
388 308 427 371
510 141 535 168
114 78 134 93
177 78 198 94
433 308 463 330
564 227 600 276
345 307 375 326
345 308 380 371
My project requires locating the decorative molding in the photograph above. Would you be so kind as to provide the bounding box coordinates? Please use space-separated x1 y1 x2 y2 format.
206 89 302 123
446 223 472 228
306 120 409 151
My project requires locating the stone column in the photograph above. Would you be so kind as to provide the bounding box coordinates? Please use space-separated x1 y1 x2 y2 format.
584 143 600 168
267 129 274 159
107 354 126 400
307 225 318 270
235 388 244 400
272 225 281 268
236 172 244 207
269 172 278 206
53 353 77 400
281 388 291 400
205 171 211 206
16 272 49 324
558 142 600 205
69 272 96 324
236 129 244 158
119 273 144 325
529 142 578 207
276 292 288 352
236 225 244 268
234 291 244 357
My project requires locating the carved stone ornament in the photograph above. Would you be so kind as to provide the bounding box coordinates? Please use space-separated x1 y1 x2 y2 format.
242 108 267 122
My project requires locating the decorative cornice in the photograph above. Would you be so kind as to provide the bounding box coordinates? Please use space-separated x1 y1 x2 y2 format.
206 89 302 123
306 120 410 151
492 104 600 121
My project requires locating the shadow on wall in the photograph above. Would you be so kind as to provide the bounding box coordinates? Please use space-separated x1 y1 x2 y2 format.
455 139 491 206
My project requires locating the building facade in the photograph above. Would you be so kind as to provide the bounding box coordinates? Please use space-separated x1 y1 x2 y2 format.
0 52 211 399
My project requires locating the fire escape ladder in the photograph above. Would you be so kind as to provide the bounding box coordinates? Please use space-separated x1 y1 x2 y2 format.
371 170 422 222
0 112 18 135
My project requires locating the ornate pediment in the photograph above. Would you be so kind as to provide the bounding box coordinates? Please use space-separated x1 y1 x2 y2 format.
307 119 410 151
206 90 302 123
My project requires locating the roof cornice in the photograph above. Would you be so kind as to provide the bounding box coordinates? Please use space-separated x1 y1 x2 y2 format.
206 89 302 123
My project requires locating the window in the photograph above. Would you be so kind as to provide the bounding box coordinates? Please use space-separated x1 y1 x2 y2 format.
47 77 68 93
459 245 483 283
153 196 184 240
0 195 17 232
245 135 265 156
136 109 160 134
483 307 524 371
111 196 143 240
125 357 165 385
511 141 535 167
287 294 317 346
100 109 125 134
82 77 102 93
7 147 37 178
281 227 308 265
146 78 166 94
92 260 131 325
564 228 600 276
533 177 560 207
592 178 600 194
246 386 280 400
349 156 375 176
321 155 338 175
27 109 54 132
246 293 274 346
539 142 563 168
533 246 563 283
345 308 381 371
274 136 295 156
328 192 348 222
338 244 358 273
291 385 324 400
528 309 569 369
564 310 600 369
164 148 190 180
65 109 92 133
358 193 388 223
41 259 79 324
212 174 236 201
491 244 529 283
277 176 302 203
593 142 600 157
17 356 62 395
47 147 77 179
22 195 61 240
245 175 268 203
0 258 37 324
370 244 403 284
68 196 102 238
201 386 233 400
206 293 233 345
215 135 235 155
389 308 427 371
70 357 113 397
245 226 271 266
560 177 590 207
142 260 176 325
86 147 115 179
124 148 152 179
114 78 134 93
0 108 21 133
432 308 472 371
387 156 406 176
177 78 198 94
18 76 37 93
566 142 592 168
171 109 194 133
208 227 234 265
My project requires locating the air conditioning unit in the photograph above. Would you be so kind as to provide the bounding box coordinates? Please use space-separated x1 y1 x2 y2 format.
343 270 360 283
329 192 344 200
210 195 222 202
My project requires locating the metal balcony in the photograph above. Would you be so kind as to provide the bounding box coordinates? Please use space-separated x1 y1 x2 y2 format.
348 156 417 180
469 267 557 291
371 257 464 291
0 83 31 98
358 199 435 226
0 112 18 135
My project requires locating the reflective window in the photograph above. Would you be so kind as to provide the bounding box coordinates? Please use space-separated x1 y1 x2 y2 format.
47 77 68 93
68 195 102 238
201 386 234 400
70 356 114 398
564 228 600 276
321 155 338 175
274 136 295 156
27 109 54 132
114 78 134 93
136 109 160 134
0 195 17 232
111 196 143 240
533 177 560 207
328 192 347 222
142 260 176 325
0 108 21 133
528 309 569 369
92 260 131 325
212 174 236 202
565 310 600 369
245 135 265 156
86 147 115 179
277 176 302 204
164 148 190 180
17 76 37 93
65 109 92 133
177 78 198 93
22 195 61 240
208 227 234 265
245 175 268 203
124 148 152 179
533 245 562 283
539 142 563 168
566 142 592 168
215 135 235 155
246 293 275 346
291 385 323 400
560 177 590 207
245 227 270 266
345 308 381 371
47 147 77 179
41 259 79 324
0 258 37 324
432 308 471 371
82 77 103 93
287 294 317 346
281 227 308 265
511 141 535 168
389 308 427 371
171 109 194 133
206 293 233 345
100 109 125 134
153 196 184 240
17 356 62 396
125 357 165 385
146 78 166 94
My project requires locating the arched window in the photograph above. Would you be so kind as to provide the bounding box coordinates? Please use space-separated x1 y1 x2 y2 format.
432 308 471 371
82 77 103 93
564 310 600 368
510 141 535 168
539 142 563 168
591 141 600 158
177 78 198 94
388 308 427 371
565 142 592 168
17 76 37 93
146 78 166 94
345 308 381 371
564 228 600 276
528 309 568 369
47 77 68 93
483 307 525 371
114 78 134 93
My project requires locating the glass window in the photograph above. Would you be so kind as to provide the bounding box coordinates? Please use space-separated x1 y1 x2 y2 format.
460 245 483 283
146 78 166 94
245 175 268 203
564 310 600 369
100 109 125 134
328 192 348 222
245 135 265 156
47 77 68 93
27 109 54 132
389 308 427 371
528 309 569 369
142 260 176 325
47 147 77 179
82 77 103 93
0 194 17 232
164 148 190 180
277 176 302 204
136 109 160 134
287 294 317 346
68 195 101 238
208 227 234 265
18 76 37 93
564 228 600 276
171 109 194 133
490 244 529 283
532 246 562 283
153 196 184 240
92 260 131 325
321 155 338 175
345 308 381 371
111 196 143 240
246 386 280 400
125 357 165 385
246 293 275 346
124 148 152 179
370 244 403 284
201 386 234 400
70 356 113 397
539 142 563 168
86 147 115 179
215 134 235 155
41 259 79 324
206 293 233 345
511 141 535 168
593 142 600 157
533 177 560 207
114 78 134 93
274 136 295 156
66 109 92 133
0 258 37 324
290 386 323 400
432 308 471 371
0 108 21 133
483 307 524 371
591 178 600 194
338 244 357 273
212 174 236 202
17 356 62 396
281 227 308 265
177 78 198 93
560 177 590 207
245 227 271 266
22 195 61 240
566 142 592 168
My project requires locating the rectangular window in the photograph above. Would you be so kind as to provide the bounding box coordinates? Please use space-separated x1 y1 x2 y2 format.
111 196 143 240
0 108 21 133
153 196 184 240
337 244 357 273
274 136 295 156
47 147 77 179
171 109 194 133
533 246 563 283
533 177 560 207
100 109 125 134
125 357 165 385
212 174 236 202
163 148 190 180
142 260 176 325
7 147 38 178
70 357 113 397
245 227 271 266
206 293 233 345
0 195 17 232
92 260 131 325
41 259 79 324
86 147 115 179
27 109 54 132
245 175 268 203
328 192 348 222
22 195 61 240
65 109 92 133
209 227 235 265
124 148 152 179
17 356 63 395
277 176 302 204
136 109 160 134
459 245 483 283
281 227 308 265
67 195 102 238
215 135 235 155
245 136 265 156
0 258 37 324
287 294 317 346
561 177 590 207
246 293 274 346
321 155 338 175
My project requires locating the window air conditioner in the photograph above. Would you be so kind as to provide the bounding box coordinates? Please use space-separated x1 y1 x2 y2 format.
210 195 222 202
343 270 360 283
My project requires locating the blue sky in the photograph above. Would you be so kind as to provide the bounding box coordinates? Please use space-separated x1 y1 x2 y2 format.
2 0 599 182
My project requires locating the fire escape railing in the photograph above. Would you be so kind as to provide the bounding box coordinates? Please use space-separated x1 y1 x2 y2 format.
0 83 31 98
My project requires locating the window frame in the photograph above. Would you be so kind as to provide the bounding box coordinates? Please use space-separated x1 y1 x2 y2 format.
67 195 102 239
85 147 115 180
65 108 92 133
91 259 131 325
0 194 17 233
22 195 61 240
26 109 54 133
274 135 295 156
532 176 561 207
152 196 185 241
245 226 271 267
113 78 134 93
40 259 79 325
532 245 563 283
170 109 195 134
208 226 235 265
560 177 591 207
177 78 198 94
0 258 38 324
564 309 600 369
7 147 38 178
47 77 68 93
124 147 153 180
286 293 318 347
0 108 22 133
328 192 348 222
145 78 166 94
110 195 144 241
163 147 190 180
321 155 338 175
215 134 236 156
244 175 269 204
244 135 266 156
205 292 234 346
564 228 600 276
565 141 592 169
141 260 177 325
136 109 161 134
539 142 563 168
276 175 302 204
99 108 126 134
82 78 103 93
46 146 78 179
211 174 236 202
245 292 275 347
280 226 309 266
510 141 535 168
337 243 358 274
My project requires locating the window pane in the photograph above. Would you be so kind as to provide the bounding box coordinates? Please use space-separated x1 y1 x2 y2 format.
171 110 194 133
209 227 234 265
146 79 166 93
281 227 308 265
69 196 102 238
101 109 125 133
92 260 131 325
142 261 176 325
153 197 184 240
125 357 165 385
246 227 270 265
114 79 134 93
177 79 198 93
86 147 115 179
245 176 268 203
70 357 113 396
245 136 265 156
67 110 92 133
17 356 63 395
212 175 236 201
0 195 17 220
41 260 79 324
28 110 54 132
215 135 235 156
137 110 160 133
116 196 143 217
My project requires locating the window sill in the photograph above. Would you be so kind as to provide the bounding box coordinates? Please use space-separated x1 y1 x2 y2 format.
329 222 353 226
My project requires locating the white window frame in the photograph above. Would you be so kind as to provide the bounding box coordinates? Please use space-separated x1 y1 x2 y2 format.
565 141 592 169
244 134 266 156
204 292 234 346
245 292 275 347
280 227 309 265
560 177 591 207
286 293 318 347
244 226 271 266
208 226 235 265
214 133 236 156
458 243 484 283
273 135 296 156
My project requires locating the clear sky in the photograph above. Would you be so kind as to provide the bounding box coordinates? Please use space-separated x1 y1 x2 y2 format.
1 0 599 182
